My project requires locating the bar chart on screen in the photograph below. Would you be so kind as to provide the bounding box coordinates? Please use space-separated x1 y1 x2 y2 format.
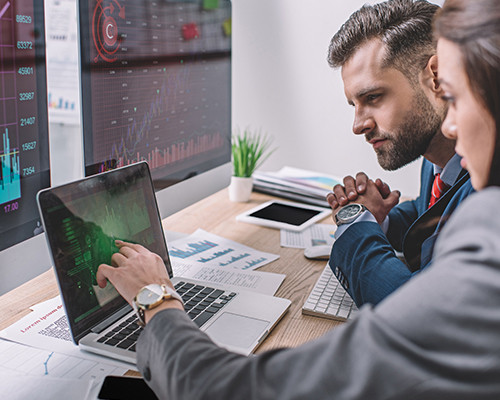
1 128 21 205
80 0 232 189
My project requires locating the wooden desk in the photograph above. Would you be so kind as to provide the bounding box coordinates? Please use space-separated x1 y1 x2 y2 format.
0 189 342 354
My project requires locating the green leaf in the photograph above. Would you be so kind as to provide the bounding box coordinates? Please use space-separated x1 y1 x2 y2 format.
231 128 276 177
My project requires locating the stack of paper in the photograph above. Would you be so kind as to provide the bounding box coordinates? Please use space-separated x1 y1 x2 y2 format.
253 166 341 207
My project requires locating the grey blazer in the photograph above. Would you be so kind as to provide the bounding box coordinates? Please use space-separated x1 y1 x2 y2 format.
137 188 500 400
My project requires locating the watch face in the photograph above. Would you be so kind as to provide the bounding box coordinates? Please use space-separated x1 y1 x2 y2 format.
137 286 162 306
338 204 362 219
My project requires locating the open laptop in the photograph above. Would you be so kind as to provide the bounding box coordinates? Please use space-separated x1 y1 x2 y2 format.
37 162 290 364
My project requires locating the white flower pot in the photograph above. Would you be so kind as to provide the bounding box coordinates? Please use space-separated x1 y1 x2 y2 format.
228 176 253 202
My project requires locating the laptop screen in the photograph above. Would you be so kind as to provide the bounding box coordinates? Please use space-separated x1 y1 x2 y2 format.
37 162 172 342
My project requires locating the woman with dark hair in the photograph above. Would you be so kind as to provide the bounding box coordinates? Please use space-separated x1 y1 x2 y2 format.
435 0 500 188
96 0 500 398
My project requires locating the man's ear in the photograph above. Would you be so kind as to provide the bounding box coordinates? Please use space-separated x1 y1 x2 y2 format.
421 54 442 96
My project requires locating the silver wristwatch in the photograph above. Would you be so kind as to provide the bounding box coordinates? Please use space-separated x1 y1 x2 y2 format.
334 203 367 226
133 283 184 326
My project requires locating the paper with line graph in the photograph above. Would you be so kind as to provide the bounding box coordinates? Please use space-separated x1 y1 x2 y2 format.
168 229 279 271
0 339 126 400
0 296 133 369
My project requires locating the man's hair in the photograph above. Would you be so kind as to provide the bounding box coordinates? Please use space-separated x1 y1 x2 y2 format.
328 0 439 83
435 0 500 187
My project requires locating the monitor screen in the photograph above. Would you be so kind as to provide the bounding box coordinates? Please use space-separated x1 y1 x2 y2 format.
78 0 232 204
0 0 50 252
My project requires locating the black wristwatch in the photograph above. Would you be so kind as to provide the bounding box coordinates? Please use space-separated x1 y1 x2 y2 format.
334 203 367 226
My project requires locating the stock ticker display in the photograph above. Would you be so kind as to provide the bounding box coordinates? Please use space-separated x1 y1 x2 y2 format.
0 0 50 251
80 0 232 188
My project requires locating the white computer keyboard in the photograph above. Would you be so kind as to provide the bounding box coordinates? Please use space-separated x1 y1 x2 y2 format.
302 264 359 321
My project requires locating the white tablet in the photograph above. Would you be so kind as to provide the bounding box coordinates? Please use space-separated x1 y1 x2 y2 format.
236 200 331 232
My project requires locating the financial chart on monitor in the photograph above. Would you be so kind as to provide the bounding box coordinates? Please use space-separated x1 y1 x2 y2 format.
0 0 50 251
79 0 232 190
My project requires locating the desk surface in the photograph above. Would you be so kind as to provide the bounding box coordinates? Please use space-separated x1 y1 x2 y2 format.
0 189 341 355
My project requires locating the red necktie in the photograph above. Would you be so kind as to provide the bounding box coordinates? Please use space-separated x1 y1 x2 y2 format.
428 173 449 208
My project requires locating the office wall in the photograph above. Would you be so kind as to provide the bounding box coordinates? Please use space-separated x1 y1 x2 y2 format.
47 0 447 192
49 0 444 193
233 0 443 198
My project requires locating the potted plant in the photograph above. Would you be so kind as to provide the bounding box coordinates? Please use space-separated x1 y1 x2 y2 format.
229 128 275 202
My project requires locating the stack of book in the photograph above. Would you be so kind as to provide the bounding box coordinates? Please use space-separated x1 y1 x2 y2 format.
253 166 341 208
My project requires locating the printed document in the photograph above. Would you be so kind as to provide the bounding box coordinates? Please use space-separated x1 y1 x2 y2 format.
281 223 336 248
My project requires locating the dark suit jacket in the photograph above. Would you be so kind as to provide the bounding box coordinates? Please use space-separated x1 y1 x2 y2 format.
329 159 474 306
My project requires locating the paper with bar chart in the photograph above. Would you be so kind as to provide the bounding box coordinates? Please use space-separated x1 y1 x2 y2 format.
280 223 337 249
169 229 279 272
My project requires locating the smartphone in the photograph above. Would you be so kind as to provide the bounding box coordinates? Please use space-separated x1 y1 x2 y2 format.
98 376 158 400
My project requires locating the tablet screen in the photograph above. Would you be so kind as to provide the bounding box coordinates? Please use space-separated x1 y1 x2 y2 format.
249 203 322 226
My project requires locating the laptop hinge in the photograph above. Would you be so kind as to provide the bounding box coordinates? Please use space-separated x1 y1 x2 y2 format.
91 304 132 334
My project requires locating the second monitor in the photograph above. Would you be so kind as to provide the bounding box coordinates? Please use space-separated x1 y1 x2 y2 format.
78 0 232 218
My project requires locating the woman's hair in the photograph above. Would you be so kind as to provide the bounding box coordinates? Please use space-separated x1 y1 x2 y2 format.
434 0 500 186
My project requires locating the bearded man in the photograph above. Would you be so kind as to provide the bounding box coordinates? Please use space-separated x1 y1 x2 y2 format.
325 0 474 306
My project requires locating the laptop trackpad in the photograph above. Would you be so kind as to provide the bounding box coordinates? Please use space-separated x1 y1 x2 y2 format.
205 312 269 349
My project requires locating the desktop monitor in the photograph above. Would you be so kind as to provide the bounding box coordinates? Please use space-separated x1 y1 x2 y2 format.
0 0 50 252
78 0 232 218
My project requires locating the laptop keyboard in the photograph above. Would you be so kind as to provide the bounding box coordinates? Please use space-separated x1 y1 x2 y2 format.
97 282 236 352
97 315 141 352
302 264 359 321
175 281 236 327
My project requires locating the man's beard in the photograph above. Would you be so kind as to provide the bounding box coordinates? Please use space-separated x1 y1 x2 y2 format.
367 89 443 171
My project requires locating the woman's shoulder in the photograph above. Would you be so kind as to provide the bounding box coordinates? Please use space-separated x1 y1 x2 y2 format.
453 187 500 218
436 187 500 252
